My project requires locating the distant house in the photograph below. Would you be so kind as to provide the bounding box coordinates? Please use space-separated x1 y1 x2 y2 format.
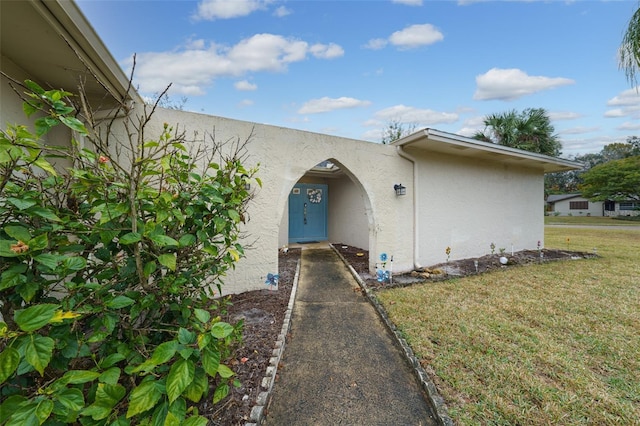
546 194 603 216
546 194 640 217
2 0 583 294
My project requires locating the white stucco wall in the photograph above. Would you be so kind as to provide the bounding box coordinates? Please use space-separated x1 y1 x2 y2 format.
327 174 369 250
552 197 603 216
407 148 544 265
145 108 414 294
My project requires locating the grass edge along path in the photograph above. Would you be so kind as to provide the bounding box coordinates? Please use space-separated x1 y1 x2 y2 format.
376 227 640 425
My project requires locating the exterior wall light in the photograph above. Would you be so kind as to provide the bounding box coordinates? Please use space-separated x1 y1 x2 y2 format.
394 183 406 196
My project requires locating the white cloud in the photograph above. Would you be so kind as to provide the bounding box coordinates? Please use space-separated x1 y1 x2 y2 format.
298 97 371 114
310 43 344 59
389 24 444 49
474 68 574 101
606 87 640 106
548 111 582 121
604 108 626 118
129 34 343 95
235 80 257 91
369 104 458 126
273 6 291 17
365 24 443 51
558 126 600 135
392 0 423 6
193 0 270 20
238 99 254 107
363 38 388 50
617 121 640 131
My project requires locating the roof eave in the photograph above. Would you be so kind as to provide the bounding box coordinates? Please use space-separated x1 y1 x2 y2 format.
392 128 582 173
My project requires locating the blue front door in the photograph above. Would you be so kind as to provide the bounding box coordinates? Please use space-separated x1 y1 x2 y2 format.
289 184 328 243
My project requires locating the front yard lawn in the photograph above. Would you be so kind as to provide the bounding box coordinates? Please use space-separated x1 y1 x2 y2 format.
377 227 640 425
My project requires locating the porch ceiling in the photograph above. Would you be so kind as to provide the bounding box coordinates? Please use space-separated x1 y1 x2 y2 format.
393 128 582 173
1 0 135 110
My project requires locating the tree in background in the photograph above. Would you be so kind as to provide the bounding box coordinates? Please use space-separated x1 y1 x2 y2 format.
473 108 562 157
545 136 640 196
381 119 417 144
580 156 640 201
620 4 640 86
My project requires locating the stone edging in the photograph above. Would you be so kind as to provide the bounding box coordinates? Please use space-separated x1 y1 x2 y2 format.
330 244 454 426
245 258 301 426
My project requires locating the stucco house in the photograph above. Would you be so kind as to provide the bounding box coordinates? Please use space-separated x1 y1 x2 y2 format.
546 194 604 216
546 194 640 217
1 0 581 294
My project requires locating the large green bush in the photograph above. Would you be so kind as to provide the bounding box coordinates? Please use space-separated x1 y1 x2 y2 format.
0 80 259 424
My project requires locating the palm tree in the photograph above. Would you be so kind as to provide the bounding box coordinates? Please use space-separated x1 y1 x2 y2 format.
473 108 562 157
620 5 640 86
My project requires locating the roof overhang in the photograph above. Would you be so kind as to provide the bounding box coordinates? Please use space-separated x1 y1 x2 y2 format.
392 128 582 173
1 0 140 110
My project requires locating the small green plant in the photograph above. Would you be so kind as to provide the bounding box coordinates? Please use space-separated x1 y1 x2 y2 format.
0 79 258 424
445 246 451 262
499 247 506 255
490 242 496 255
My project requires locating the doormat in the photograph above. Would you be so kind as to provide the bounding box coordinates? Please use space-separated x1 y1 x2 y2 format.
297 241 319 244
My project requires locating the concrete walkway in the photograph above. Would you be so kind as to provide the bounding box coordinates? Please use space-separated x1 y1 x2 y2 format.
265 248 437 425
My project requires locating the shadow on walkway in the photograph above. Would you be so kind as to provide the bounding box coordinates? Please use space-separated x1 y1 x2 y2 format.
265 248 437 425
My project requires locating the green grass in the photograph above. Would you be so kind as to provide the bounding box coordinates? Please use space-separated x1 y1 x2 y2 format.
377 226 640 425
544 215 640 226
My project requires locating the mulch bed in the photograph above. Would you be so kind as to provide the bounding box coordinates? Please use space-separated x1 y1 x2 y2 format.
205 248 300 425
207 243 594 424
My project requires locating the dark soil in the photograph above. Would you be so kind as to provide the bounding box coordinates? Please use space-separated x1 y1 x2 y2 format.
207 248 300 425
209 244 594 424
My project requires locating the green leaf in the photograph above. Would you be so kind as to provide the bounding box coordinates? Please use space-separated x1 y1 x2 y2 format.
0 240 20 257
150 235 179 247
158 253 176 271
201 345 220 377
62 256 87 271
9 398 54 425
143 260 157 277
60 116 88 135
33 158 57 176
25 334 55 376
14 304 59 332
0 395 26 424
193 309 210 324
0 265 27 291
82 383 126 420
105 295 135 309
182 416 208 426
99 367 121 385
177 328 196 345
217 364 234 379
62 370 100 384
99 353 126 369
166 398 186 426
28 206 62 222
151 340 179 365
178 234 196 247
126 380 164 418
7 197 37 210
183 367 208 403
166 358 195 403
4 225 32 242
213 383 230 404
28 234 49 251
0 347 20 384
56 388 85 412
211 322 234 339
119 232 142 245
34 253 63 270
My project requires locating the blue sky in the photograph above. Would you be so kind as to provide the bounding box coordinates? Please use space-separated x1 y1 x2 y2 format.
77 0 640 157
